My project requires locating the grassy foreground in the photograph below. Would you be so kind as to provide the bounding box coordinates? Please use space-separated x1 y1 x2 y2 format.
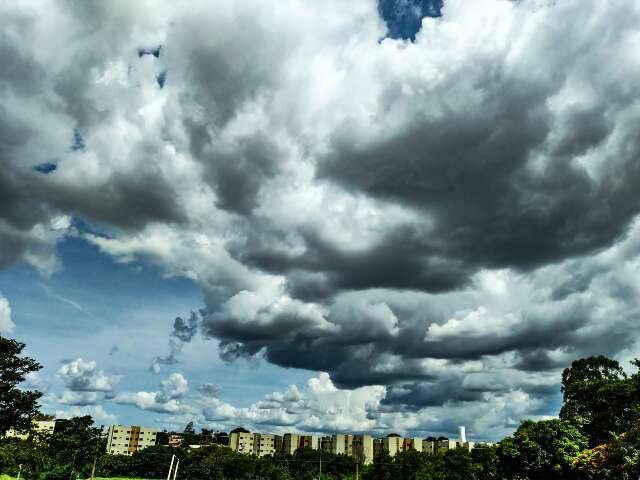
1 476 153 480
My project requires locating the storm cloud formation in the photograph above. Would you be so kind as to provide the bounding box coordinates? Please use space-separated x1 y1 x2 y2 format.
2 0 640 437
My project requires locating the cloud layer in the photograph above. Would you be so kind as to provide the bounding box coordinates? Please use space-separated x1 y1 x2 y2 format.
2 0 640 437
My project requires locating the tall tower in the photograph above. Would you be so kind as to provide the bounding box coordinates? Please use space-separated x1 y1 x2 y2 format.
458 426 466 444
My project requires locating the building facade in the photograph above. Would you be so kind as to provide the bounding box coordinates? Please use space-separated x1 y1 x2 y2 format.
282 433 299 455
230 431 256 455
352 435 374 465
383 435 403 457
422 437 437 455
254 433 282 457
4 419 57 440
106 425 158 455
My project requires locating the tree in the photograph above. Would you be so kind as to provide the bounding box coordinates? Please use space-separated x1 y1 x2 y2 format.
560 356 640 446
44 416 104 480
0 336 42 435
498 419 587 480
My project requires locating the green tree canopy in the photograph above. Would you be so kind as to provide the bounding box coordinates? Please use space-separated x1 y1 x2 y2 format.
0 336 42 435
498 419 587 480
560 355 640 446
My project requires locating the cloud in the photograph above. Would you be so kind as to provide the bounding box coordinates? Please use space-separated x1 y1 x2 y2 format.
0 296 15 333
58 390 100 406
58 358 121 392
54 405 117 426
114 373 193 414
151 311 200 373
1 0 640 437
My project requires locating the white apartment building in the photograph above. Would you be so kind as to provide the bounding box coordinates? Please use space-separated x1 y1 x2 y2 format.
106 424 158 455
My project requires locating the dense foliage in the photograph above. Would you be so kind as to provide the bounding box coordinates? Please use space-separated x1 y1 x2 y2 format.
2 336 640 479
0 337 42 436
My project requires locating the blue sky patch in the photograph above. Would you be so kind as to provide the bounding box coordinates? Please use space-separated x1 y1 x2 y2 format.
156 70 167 89
33 161 57 174
137 46 162 58
71 129 86 151
378 0 443 41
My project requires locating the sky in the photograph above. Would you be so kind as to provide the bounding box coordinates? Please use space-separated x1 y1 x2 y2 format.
1 0 640 442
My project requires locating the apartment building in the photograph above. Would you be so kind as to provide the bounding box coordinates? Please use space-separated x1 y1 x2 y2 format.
34 420 56 435
4 419 57 440
322 434 354 455
282 433 299 454
299 434 319 450
230 430 256 455
106 425 158 455
352 435 374 465
422 437 437 455
228 427 489 461
254 433 282 457
373 438 384 458
383 434 403 457
403 437 423 452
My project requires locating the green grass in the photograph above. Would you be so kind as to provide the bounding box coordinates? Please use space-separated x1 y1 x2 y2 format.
1 476 153 480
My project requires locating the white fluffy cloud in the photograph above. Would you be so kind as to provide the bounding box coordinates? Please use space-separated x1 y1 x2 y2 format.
0 296 15 333
54 405 118 426
115 373 194 414
58 358 121 392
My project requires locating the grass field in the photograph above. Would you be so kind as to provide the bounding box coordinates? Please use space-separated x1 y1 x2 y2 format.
1 476 153 480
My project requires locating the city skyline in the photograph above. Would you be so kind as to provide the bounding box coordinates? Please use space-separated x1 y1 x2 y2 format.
2 0 640 444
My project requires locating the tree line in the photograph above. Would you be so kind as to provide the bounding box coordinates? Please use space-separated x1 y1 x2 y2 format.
2 335 640 479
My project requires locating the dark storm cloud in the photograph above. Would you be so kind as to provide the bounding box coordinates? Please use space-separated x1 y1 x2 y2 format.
240 225 470 299
43 168 187 230
382 380 485 408
318 80 640 276
192 133 280 215
3 0 640 434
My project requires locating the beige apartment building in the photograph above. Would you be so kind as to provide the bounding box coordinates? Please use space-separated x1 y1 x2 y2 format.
33 420 56 435
422 437 437 454
403 437 423 452
106 424 158 455
254 433 282 457
282 433 299 454
299 434 319 450
352 435 374 464
230 431 256 455
4 419 57 440
383 434 403 457
282 433 319 454
323 434 354 455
